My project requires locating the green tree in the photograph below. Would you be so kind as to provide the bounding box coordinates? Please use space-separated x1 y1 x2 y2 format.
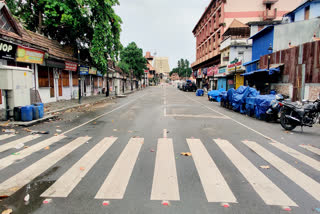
170 59 192 78
6 0 122 73
119 42 147 80
117 61 130 74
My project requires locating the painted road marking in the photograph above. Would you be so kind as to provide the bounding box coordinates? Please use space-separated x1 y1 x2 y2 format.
270 142 320 171
0 135 66 170
214 139 297 206
182 93 281 144
0 135 41 153
186 138 237 203
41 137 117 198
243 140 320 201
299 144 320 156
163 129 167 138
0 134 15 141
61 93 147 135
95 138 143 199
151 138 180 201
165 114 228 119
0 136 90 196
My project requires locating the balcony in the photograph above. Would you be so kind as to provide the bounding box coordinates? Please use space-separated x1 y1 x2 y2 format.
263 8 277 20
263 0 278 4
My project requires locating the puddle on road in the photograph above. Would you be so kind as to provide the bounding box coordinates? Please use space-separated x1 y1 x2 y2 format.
0 167 59 214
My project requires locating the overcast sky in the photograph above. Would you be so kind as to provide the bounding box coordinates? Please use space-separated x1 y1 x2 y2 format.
115 0 210 70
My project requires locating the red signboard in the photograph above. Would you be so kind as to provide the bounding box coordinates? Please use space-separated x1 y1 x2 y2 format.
207 67 214 77
65 61 77 71
213 66 219 75
207 66 219 77
144 70 149 73
227 61 242 68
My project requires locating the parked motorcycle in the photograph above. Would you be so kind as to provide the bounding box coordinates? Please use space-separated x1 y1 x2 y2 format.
265 94 286 122
280 95 320 131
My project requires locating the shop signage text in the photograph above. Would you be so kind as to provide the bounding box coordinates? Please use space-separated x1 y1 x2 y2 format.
80 65 89 75
16 46 44 64
0 40 17 60
89 67 97 75
65 61 77 71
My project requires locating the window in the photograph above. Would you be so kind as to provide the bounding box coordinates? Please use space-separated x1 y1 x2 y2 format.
266 3 271 10
38 66 49 87
305 6 310 20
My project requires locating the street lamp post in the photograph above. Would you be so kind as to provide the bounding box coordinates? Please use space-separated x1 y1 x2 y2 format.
106 54 111 97
131 70 133 91
77 50 81 104
267 44 273 71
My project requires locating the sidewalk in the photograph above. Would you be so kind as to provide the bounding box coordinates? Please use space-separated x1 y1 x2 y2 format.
1 88 141 127
44 89 136 114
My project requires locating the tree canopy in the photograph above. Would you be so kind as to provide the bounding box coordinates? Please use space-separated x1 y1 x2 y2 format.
170 59 192 78
119 42 147 80
6 0 122 73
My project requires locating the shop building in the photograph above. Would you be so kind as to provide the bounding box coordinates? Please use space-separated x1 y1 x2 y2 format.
217 19 252 90
0 2 126 120
191 0 304 78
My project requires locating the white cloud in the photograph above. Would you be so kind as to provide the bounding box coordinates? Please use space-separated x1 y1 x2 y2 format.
115 0 210 69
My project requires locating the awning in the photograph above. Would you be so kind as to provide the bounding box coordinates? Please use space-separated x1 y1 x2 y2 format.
241 67 281 76
243 59 259 66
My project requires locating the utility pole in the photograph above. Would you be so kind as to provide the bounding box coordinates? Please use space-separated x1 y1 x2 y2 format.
78 49 81 104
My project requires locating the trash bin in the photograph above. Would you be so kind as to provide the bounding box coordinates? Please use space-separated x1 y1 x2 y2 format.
13 106 22 121
21 105 33 121
32 105 40 120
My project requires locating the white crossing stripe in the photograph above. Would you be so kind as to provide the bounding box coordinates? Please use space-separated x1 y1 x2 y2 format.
299 144 320 156
0 135 66 170
186 139 237 203
41 137 117 198
0 135 41 153
0 134 15 141
243 140 320 201
214 139 297 206
0 136 90 196
270 142 320 171
95 138 143 199
151 138 180 201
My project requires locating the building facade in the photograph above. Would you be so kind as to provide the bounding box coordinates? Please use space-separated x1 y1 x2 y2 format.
191 0 304 87
153 57 170 80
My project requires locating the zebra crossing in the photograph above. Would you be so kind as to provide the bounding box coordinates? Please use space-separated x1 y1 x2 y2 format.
0 134 319 208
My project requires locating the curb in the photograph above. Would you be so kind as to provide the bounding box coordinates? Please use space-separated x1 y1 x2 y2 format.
46 89 138 115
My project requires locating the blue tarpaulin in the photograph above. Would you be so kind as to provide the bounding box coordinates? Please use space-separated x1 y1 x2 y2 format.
196 89 204 96
254 95 276 119
231 86 259 113
208 88 225 102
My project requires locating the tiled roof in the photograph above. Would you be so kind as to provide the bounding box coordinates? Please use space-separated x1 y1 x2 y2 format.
228 19 248 29
0 5 77 62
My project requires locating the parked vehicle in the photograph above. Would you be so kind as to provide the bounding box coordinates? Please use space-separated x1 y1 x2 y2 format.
265 94 286 122
280 95 320 131
183 80 197 92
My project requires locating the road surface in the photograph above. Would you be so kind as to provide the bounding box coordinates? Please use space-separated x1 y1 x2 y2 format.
0 85 319 214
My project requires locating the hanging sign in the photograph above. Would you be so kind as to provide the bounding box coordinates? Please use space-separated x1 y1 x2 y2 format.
16 46 44 64
80 65 89 75
0 40 17 60
89 67 97 75
65 61 77 71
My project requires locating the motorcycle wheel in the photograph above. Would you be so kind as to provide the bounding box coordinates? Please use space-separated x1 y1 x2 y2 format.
280 112 297 131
